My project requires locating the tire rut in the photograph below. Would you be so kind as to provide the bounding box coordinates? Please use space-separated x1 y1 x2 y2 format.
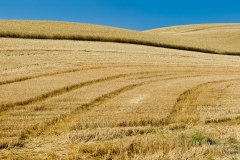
0 64 146 86
0 74 204 149
19 75 204 144
18 76 158 143
166 78 240 125
0 73 164 149
0 71 166 114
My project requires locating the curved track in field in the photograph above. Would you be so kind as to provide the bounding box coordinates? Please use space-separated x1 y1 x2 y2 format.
20 74 203 139
0 69 175 147
0 66 205 149
0 70 167 113
167 78 240 125
1 38 240 159
10 73 239 152
0 64 155 86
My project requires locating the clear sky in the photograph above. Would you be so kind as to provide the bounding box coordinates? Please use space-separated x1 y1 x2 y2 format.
1 0 240 31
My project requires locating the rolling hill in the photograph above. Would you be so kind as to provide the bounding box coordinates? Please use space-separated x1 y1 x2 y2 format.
0 20 240 159
145 23 240 55
0 20 240 55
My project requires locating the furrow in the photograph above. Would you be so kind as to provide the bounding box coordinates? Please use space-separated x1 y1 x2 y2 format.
0 73 161 149
18 76 162 143
0 66 102 86
205 116 240 124
166 78 240 125
0 64 141 86
21 75 198 140
201 81 240 124
0 74 203 149
0 71 164 114
68 74 206 131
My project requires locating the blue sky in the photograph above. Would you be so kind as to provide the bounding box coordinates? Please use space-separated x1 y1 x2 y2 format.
1 0 240 30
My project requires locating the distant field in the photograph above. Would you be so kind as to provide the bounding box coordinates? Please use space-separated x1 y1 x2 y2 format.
146 24 240 55
1 20 240 55
0 21 240 159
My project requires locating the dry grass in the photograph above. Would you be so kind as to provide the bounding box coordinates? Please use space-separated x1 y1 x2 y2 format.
1 20 240 55
146 23 240 55
0 22 240 159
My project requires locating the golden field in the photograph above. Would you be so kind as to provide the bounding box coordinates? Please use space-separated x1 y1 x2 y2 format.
146 24 240 54
0 20 240 159
1 20 240 55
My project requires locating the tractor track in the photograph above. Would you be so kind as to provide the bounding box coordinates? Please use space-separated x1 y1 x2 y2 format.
0 64 156 86
1 71 166 149
0 70 173 114
17 74 204 142
166 77 240 125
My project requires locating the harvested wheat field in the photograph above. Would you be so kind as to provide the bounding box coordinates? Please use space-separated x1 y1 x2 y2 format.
0 20 240 159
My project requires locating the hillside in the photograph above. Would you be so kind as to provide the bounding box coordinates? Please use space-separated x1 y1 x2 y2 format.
0 21 240 159
0 20 240 55
1 38 240 159
145 24 240 54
